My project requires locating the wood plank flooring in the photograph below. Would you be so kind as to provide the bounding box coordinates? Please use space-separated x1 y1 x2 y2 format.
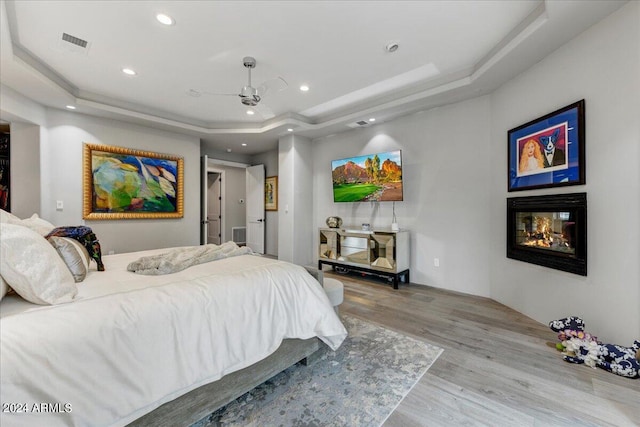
328 271 640 427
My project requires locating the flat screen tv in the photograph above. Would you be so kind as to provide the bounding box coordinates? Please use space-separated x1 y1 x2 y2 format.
331 150 403 202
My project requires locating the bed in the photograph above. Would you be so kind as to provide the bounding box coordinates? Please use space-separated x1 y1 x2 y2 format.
0 243 347 427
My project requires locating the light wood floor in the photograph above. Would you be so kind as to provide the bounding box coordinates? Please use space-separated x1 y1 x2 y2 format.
327 271 640 427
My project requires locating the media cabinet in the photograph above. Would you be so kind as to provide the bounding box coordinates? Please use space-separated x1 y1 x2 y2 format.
318 227 410 289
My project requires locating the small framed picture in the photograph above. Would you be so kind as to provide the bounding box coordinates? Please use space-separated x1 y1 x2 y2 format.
508 100 585 192
265 176 278 211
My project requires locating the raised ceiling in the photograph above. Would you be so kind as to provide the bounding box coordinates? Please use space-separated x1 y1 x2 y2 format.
0 0 627 154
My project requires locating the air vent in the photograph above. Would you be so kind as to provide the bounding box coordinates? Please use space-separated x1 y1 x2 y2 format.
346 120 372 129
59 33 91 55
62 33 87 48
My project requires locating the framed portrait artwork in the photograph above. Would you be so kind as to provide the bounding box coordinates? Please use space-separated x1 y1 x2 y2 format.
508 100 585 192
83 143 184 219
265 176 278 211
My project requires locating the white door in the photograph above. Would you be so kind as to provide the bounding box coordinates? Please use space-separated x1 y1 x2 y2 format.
200 155 208 245
207 172 221 245
246 164 265 253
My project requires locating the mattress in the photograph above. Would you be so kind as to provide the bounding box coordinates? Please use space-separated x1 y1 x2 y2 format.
0 249 347 427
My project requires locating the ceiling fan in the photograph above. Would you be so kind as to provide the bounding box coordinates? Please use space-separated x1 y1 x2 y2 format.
188 56 288 117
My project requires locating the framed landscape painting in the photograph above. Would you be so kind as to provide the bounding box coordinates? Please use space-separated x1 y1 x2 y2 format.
83 143 184 219
508 100 585 192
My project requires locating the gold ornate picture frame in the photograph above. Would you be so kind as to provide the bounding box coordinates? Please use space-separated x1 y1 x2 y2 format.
265 176 278 211
83 143 184 219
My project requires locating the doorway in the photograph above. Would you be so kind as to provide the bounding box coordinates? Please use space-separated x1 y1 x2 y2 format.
207 172 221 245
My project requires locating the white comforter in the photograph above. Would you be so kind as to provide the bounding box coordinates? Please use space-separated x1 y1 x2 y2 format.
0 249 347 427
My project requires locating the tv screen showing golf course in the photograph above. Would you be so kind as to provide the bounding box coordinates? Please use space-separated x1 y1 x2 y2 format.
331 150 403 202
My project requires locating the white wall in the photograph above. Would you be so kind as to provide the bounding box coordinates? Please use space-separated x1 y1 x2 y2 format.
9 122 40 217
489 2 639 344
41 109 201 254
312 96 492 296
251 149 279 256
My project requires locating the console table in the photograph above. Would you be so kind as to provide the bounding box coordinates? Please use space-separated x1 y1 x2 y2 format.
318 227 410 289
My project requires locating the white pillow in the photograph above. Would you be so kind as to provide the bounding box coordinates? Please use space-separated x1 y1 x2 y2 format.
20 213 56 236
0 275 8 301
0 223 77 305
0 209 20 224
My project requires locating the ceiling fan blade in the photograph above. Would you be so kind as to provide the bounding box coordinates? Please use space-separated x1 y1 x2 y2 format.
186 89 238 98
257 77 288 98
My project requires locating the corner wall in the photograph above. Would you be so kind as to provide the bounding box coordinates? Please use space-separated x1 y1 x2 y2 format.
489 1 640 344
312 96 492 296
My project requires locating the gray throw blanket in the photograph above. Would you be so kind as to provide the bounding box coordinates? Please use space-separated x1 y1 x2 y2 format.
127 241 255 275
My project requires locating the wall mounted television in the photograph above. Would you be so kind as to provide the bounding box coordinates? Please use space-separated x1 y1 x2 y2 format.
331 150 403 202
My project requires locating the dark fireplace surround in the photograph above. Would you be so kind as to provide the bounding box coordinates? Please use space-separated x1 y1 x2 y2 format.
507 193 587 276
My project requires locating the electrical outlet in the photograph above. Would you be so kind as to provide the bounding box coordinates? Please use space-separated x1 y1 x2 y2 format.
56 200 64 210
434 258 440 267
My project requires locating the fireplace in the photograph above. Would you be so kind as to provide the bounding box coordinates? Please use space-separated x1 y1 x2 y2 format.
507 193 586 276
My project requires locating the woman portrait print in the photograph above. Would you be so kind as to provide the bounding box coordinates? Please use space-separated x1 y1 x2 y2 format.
518 139 544 174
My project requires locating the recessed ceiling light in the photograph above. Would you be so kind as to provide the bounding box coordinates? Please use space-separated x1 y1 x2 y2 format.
287 128 293 132
369 118 376 122
299 85 309 92
241 143 247 147
122 68 137 76
156 13 174 25
66 105 76 110
227 148 232 153
246 110 255 115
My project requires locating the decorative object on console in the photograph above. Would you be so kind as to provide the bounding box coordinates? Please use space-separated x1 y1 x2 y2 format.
83 143 184 220
331 150 403 202
507 192 586 275
325 216 343 228
508 100 585 192
265 176 278 211
391 201 399 231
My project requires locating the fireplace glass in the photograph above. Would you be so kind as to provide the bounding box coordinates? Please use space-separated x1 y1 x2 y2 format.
514 211 576 256
507 193 586 276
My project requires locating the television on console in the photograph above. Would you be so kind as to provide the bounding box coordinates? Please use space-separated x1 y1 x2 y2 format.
331 150 403 202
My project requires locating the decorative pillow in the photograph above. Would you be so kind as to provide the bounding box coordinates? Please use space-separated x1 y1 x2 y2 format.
20 213 56 236
0 275 7 301
0 223 77 305
48 236 89 282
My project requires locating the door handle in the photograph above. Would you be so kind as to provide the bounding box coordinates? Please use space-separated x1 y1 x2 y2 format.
257 219 264 222
201 220 210 225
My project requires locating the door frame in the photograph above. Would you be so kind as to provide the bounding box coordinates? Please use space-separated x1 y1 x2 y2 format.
207 166 225 243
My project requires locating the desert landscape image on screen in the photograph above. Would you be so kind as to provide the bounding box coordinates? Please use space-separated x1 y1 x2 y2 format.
332 150 403 202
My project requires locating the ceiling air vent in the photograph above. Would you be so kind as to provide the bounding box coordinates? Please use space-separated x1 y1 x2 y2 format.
62 33 87 48
59 33 91 54
347 120 372 129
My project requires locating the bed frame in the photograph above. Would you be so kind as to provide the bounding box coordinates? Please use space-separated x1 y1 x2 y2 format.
129 337 322 427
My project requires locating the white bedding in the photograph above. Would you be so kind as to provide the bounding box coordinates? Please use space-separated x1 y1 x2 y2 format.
0 249 347 427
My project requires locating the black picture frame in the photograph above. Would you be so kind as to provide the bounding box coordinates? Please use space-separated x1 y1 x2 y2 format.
508 100 585 192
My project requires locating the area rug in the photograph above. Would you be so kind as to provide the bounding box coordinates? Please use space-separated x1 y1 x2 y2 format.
192 315 443 427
